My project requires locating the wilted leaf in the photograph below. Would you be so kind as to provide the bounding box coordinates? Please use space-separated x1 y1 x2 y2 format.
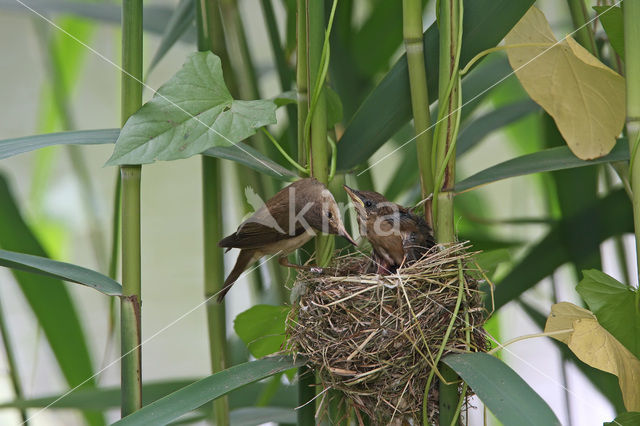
545 302 640 411
593 5 624 60
505 6 625 160
106 52 277 165
234 305 288 358
577 270 640 359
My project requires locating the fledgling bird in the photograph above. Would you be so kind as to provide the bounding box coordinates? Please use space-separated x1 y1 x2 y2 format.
344 186 435 274
217 178 356 301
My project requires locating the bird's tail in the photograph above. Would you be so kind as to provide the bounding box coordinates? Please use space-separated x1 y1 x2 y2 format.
217 250 256 303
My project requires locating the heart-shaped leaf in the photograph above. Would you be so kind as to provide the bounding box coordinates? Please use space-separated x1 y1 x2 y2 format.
577 270 640 359
234 305 288 359
106 52 277 165
545 302 640 412
505 6 625 160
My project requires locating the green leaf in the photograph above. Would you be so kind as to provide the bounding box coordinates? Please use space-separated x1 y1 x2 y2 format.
147 0 195 75
0 379 196 411
593 5 624 60
0 174 100 407
443 353 560 425
0 1 193 42
326 86 344 129
457 99 539 156
0 129 120 160
455 139 629 193
605 412 640 426
202 143 296 180
0 377 296 411
106 52 277 166
351 0 404 77
493 189 632 311
577 270 640 359
234 305 288 358
113 355 305 426
337 0 536 170
474 249 511 279
229 407 295 426
272 91 297 107
0 129 294 180
0 249 121 296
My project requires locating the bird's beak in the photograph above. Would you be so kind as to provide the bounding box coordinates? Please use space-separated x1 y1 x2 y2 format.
337 223 358 246
343 185 364 207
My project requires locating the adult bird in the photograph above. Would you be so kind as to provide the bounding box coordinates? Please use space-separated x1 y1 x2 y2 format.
344 186 435 274
217 178 356 301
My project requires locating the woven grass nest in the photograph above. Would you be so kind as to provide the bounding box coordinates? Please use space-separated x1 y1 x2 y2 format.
286 242 490 424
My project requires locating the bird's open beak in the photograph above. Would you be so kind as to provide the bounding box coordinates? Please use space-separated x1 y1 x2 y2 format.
343 185 364 207
337 223 358 246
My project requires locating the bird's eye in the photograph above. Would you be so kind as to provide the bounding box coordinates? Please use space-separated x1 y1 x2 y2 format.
327 212 333 219
364 200 373 208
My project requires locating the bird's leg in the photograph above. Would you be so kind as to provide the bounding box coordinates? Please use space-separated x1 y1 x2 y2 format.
278 256 325 274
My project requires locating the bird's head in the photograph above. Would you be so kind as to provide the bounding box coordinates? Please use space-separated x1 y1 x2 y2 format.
343 186 388 220
295 179 357 246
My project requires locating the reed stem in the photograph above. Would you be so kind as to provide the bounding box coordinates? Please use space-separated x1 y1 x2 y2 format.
196 1 230 424
296 0 309 167
403 0 433 225
433 0 463 423
119 0 143 417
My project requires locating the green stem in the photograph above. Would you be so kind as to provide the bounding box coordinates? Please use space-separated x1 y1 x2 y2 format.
433 0 464 423
196 1 230 424
0 298 28 424
297 2 315 422
422 259 465 425
296 0 309 167
403 0 434 225
624 0 640 304
262 128 308 173
119 0 143 417
120 166 142 416
307 0 333 267
567 0 597 55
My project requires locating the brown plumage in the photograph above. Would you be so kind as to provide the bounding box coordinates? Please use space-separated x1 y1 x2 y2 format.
344 186 435 274
217 178 356 301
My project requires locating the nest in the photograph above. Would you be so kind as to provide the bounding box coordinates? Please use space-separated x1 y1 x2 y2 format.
286 242 490 424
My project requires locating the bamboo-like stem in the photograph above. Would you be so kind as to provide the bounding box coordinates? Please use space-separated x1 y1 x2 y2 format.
567 0 597 55
120 165 142 416
196 2 230 424
433 0 463 423
296 0 309 167
119 0 143 417
624 1 640 294
296 2 315 423
307 0 335 267
403 0 434 226
0 299 28 424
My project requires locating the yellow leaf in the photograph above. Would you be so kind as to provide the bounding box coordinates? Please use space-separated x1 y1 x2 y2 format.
545 303 640 411
505 6 625 160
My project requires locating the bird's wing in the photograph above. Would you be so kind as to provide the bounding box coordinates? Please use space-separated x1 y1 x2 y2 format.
218 201 305 249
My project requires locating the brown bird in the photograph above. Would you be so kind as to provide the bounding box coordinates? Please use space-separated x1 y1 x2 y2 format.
217 178 356 301
344 186 435 274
